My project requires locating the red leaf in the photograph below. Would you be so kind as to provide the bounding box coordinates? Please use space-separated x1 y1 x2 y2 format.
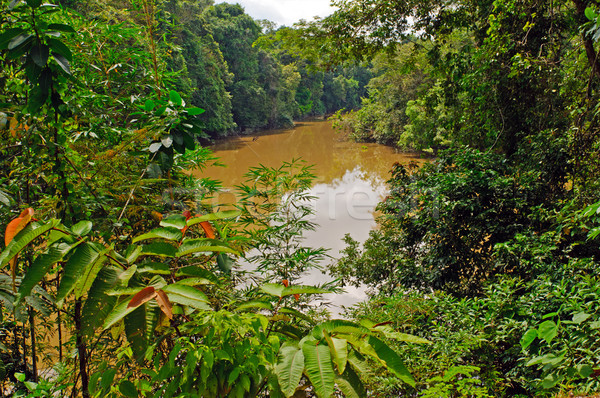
5 208 34 293
294 294 300 301
155 289 173 320
5 208 34 246
282 279 289 287
200 221 215 239
128 286 157 308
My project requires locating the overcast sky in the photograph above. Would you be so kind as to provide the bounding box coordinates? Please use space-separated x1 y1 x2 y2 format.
214 0 337 27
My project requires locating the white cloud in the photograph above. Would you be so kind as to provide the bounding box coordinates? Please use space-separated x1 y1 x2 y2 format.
214 0 336 26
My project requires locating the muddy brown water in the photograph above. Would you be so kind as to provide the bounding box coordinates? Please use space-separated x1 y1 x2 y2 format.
192 119 426 313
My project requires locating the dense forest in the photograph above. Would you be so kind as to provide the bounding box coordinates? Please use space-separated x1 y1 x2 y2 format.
1 0 600 397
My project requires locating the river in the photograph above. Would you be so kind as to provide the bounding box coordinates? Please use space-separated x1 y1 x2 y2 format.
192 119 425 314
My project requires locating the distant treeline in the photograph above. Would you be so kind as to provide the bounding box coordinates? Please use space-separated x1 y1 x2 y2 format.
62 0 371 137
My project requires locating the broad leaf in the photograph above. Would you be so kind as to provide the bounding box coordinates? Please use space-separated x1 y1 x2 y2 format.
175 266 219 284
103 299 137 330
177 238 239 256
236 300 274 311
169 90 182 107
137 262 170 275
71 221 92 237
140 242 177 257
56 242 102 306
128 286 157 308
47 38 72 61
47 23 76 33
323 331 347 374
538 320 558 344
520 328 538 350
16 241 80 305
302 339 335 398
162 284 210 310
365 335 415 387
73 245 110 299
282 285 331 297
335 364 366 398
260 283 285 297
155 289 173 320
216 253 234 273
52 53 71 74
133 227 182 243
187 107 205 116
187 210 241 226
4 207 34 246
275 344 305 397
82 267 119 337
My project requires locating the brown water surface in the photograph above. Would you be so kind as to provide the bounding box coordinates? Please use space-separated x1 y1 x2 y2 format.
192 119 425 312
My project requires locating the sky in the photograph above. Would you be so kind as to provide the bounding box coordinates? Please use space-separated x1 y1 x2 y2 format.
214 0 337 27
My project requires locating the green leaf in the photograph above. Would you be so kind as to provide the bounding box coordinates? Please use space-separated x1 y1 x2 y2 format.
187 210 241 226
162 284 210 310
30 44 49 67
236 300 274 311
585 7 597 21
47 23 76 33
312 320 369 339
216 253 234 273
177 238 239 256
8 33 33 50
52 53 71 74
0 220 59 268
47 37 73 62
137 262 170 275
133 227 182 243
520 328 538 350
26 0 41 7
577 364 594 378
175 266 219 283
17 242 81 305
324 333 347 374
0 28 25 50
56 243 103 305
282 285 331 297
187 107 205 116
276 344 305 397
260 283 285 297
81 267 119 337
160 214 186 229
103 299 137 330
144 99 155 112
140 242 177 257
335 365 366 398
302 339 335 398
541 373 561 389
173 277 214 286
538 320 558 344
572 312 591 324
71 221 93 237
119 380 138 397
366 335 415 387
169 90 182 107
73 245 110 299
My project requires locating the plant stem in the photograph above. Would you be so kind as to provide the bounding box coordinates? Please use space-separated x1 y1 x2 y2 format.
28 307 37 382
74 299 90 398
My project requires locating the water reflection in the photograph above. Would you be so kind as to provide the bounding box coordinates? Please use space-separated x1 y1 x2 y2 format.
195 120 425 314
